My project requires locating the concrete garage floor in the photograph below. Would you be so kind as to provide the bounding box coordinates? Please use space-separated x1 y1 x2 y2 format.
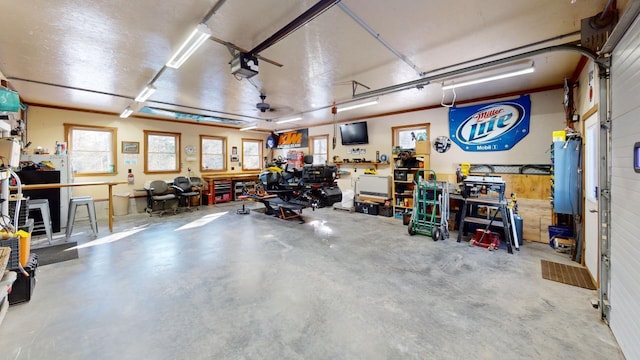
0 201 624 359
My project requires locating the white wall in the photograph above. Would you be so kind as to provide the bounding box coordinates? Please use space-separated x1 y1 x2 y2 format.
305 90 565 192
24 89 565 198
431 91 563 173
24 106 268 199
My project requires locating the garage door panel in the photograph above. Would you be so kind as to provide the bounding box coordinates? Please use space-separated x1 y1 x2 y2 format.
610 12 640 359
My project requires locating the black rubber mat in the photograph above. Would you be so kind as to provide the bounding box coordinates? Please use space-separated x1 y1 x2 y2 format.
34 242 79 266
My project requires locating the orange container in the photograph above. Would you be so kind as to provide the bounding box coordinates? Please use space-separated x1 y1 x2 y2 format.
16 230 31 267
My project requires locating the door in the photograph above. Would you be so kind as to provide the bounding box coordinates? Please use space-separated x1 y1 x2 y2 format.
607 10 640 359
583 112 599 285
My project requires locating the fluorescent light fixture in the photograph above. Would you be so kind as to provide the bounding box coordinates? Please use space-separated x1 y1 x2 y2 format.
336 100 378 113
276 117 302 124
441 66 535 91
119 107 134 118
239 125 258 131
275 128 294 134
134 85 156 102
166 23 212 69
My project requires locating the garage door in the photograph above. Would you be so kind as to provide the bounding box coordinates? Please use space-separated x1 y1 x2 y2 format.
609 13 640 360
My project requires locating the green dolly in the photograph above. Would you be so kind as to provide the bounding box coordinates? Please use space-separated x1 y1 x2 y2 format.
407 169 450 241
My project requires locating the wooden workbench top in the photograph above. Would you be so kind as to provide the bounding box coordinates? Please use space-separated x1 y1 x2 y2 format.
201 173 260 181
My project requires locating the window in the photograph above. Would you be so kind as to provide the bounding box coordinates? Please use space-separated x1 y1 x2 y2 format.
145 130 180 173
393 124 429 149
64 124 117 176
242 139 262 170
310 135 329 164
201 135 226 171
586 121 598 201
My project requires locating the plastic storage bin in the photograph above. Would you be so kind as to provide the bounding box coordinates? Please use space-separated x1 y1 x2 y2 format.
548 225 573 239
355 201 378 215
0 237 19 269
8 253 38 305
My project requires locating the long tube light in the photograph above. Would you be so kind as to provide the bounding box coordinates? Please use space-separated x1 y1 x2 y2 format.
336 100 378 113
275 117 302 124
275 128 294 134
119 107 134 118
134 85 156 102
166 23 212 69
239 125 258 131
441 66 535 91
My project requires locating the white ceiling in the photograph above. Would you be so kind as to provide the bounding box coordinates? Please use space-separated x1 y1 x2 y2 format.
0 0 615 131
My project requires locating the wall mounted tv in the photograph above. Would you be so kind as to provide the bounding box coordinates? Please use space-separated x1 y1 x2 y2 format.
340 121 369 145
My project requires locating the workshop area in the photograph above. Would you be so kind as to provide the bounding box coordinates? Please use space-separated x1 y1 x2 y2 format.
1 0 640 359
0 204 624 359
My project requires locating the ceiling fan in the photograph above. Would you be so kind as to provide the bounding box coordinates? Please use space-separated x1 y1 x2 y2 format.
255 93 294 117
256 93 272 113
210 0 339 63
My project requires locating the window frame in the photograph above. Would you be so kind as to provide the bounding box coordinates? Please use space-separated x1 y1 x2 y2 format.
392 123 430 149
144 130 181 174
200 134 227 172
242 138 263 171
310 134 329 164
64 123 117 176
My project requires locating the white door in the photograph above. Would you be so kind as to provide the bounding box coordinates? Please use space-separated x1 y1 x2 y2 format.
583 113 598 285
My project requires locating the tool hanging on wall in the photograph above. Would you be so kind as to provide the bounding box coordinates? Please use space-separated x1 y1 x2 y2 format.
331 102 337 149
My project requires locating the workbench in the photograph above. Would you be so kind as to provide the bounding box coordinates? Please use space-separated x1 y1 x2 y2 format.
201 173 259 204
456 197 516 254
11 181 128 233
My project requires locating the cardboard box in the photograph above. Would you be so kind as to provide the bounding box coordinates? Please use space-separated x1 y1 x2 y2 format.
415 140 431 155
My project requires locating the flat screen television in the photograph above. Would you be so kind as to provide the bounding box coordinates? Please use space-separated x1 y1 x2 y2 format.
340 121 369 145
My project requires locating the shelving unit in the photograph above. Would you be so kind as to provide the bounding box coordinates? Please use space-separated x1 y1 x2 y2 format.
211 179 232 204
233 180 256 201
391 153 430 218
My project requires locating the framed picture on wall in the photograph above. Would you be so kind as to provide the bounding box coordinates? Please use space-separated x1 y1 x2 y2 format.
122 141 139 154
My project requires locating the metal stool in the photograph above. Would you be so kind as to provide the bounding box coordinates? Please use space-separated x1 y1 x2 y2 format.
66 196 98 238
28 199 53 245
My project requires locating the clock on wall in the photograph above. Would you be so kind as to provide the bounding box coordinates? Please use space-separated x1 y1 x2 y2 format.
433 136 452 153
185 145 196 155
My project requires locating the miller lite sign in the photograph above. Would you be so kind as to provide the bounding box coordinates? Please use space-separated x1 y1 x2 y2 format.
449 95 531 152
